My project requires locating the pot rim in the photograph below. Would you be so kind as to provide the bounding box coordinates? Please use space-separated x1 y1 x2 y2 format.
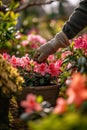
24 84 59 90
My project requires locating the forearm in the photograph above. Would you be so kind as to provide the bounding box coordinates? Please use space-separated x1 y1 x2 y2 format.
63 0 87 39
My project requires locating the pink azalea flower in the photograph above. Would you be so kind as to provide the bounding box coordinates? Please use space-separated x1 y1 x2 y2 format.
34 63 48 76
38 63 48 76
27 34 46 45
10 55 20 67
67 73 87 106
34 63 39 73
20 55 30 68
61 51 72 59
47 55 55 63
74 36 87 52
48 60 62 77
74 36 83 48
48 63 58 77
2 53 10 60
21 40 29 46
53 98 67 114
55 60 62 68
20 94 42 113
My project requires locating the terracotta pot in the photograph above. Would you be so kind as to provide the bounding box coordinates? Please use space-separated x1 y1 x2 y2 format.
18 84 59 106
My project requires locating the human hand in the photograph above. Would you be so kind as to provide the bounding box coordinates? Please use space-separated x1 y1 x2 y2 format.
34 32 70 63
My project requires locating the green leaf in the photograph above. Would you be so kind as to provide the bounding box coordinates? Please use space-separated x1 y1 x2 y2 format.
39 78 45 85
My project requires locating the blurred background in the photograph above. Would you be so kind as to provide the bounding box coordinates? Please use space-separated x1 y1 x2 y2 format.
17 0 80 36
1 0 86 57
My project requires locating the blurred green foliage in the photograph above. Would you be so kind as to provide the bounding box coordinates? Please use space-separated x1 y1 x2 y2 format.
29 112 87 130
0 0 19 53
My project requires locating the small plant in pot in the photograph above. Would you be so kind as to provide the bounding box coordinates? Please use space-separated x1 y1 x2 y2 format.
2 53 62 106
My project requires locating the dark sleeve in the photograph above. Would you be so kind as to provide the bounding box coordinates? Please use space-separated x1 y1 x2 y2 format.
62 0 87 39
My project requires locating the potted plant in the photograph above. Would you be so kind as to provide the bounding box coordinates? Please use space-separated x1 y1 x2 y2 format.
3 53 62 106
3 35 87 106
19 35 87 129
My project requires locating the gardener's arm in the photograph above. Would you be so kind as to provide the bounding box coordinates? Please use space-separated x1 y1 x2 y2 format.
34 0 87 63
63 0 87 39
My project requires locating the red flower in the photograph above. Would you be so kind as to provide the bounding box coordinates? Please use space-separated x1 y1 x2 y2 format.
48 60 62 77
20 94 42 113
74 36 87 52
34 63 48 76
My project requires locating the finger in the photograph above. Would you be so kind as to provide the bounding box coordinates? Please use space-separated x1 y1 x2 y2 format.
34 50 40 58
33 50 41 61
38 53 48 63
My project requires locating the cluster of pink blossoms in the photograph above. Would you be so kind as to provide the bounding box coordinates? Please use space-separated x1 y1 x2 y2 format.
21 34 46 49
2 53 62 77
74 36 87 52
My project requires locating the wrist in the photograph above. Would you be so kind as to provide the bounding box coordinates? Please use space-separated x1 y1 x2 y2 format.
49 31 70 52
55 31 70 47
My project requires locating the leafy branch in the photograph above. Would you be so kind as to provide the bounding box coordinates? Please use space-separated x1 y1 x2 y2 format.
0 0 60 13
